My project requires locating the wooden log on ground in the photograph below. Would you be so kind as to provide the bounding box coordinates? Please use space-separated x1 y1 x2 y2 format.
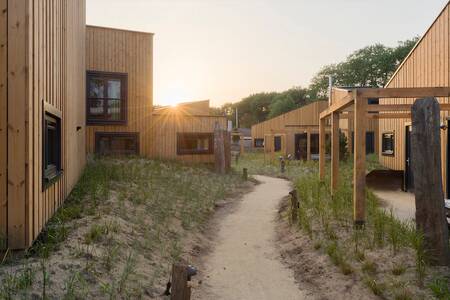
171 263 191 300
411 98 450 266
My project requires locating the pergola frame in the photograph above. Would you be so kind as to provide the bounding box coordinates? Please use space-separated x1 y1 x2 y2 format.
319 87 450 225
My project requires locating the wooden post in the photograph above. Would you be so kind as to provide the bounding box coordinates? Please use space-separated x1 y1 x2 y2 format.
319 118 326 180
224 131 231 172
240 136 244 154
243 168 248 181
306 131 311 161
214 122 226 174
289 189 298 224
171 263 191 300
411 98 450 266
331 112 340 194
353 96 367 226
347 114 353 155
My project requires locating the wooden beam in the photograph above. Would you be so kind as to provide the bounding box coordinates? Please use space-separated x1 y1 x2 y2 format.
358 87 450 98
331 112 339 193
320 93 355 118
353 96 367 225
306 130 311 161
319 118 326 180
331 87 352 105
340 112 412 119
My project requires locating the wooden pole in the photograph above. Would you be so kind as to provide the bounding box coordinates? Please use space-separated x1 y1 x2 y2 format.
214 122 226 174
171 263 191 300
290 189 298 224
243 168 248 181
353 96 367 226
411 98 450 266
306 130 311 161
240 136 244 154
319 118 326 180
331 112 340 194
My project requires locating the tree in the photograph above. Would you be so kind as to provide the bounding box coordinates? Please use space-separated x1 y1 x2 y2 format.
308 37 419 99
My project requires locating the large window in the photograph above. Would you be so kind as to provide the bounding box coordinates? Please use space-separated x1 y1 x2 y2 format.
254 138 264 148
177 133 214 155
43 110 62 190
95 132 139 156
87 71 127 125
382 132 395 156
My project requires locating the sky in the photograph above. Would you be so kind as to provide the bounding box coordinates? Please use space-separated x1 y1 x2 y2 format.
86 0 449 107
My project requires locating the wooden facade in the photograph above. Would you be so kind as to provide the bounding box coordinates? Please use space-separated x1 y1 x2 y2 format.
251 101 330 159
379 2 450 188
151 105 227 163
2 0 86 249
85 26 153 156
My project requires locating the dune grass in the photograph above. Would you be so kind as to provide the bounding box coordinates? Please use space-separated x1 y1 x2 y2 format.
0 157 246 299
238 152 449 300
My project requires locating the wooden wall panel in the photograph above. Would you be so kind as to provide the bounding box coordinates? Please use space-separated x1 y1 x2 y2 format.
5 0 85 249
85 26 153 156
379 3 450 178
151 114 226 163
0 0 7 245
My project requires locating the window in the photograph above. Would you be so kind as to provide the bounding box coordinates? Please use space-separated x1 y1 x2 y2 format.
310 134 319 155
177 133 213 155
95 132 139 156
87 71 127 124
382 132 395 156
254 138 264 148
351 131 375 154
43 110 62 189
274 136 281 152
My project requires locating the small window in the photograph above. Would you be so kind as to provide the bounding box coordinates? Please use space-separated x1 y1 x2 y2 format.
177 133 213 155
274 136 281 152
254 138 264 148
95 132 139 156
310 134 319 155
382 132 395 156
43 111 62 189
87 71 127 125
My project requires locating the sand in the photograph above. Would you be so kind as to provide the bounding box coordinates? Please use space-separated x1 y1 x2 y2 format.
193 175 307 300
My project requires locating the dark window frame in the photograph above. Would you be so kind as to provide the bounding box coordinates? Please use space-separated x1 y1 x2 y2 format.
42 105 62 191
254 138 264 148
86 71 128 125
177 132 214 155
95 132 140 156
381 132 395 156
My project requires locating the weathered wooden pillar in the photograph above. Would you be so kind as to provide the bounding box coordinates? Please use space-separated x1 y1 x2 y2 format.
411 98 450 266
319 118 326 181
289 189 299 224
171 263 191 300
224 131 231 172
243 168 248 181
214 122 226 174
353 96 367 225
239 136 244 154
331 112 340 194
306 130 311 161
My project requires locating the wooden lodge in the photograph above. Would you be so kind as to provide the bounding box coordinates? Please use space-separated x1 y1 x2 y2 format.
377 2 450 196
1 2 227 250
251 101 330 160
1 0 86 249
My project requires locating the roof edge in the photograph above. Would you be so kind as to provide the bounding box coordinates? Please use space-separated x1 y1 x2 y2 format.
86 24 154 35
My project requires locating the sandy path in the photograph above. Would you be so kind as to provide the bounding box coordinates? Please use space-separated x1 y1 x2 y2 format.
194 175 306 300
373 189 416 222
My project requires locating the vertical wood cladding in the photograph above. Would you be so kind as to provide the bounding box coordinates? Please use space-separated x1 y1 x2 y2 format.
4 0 86 249
85 26 153 156
379 3 450 191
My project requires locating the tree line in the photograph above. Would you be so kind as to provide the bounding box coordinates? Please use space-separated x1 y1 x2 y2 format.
212 37 419 128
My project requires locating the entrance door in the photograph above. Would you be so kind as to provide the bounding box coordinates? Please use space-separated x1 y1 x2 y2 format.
295 133 308 160
405 125 414 192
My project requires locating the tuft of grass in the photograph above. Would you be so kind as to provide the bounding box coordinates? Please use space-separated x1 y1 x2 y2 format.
428 276 450 299
409 228 427 286
326 242 353 275
313 241 322 250
392 263 406 276
361 260 377 275
84 224 108 245
363 276 386 297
